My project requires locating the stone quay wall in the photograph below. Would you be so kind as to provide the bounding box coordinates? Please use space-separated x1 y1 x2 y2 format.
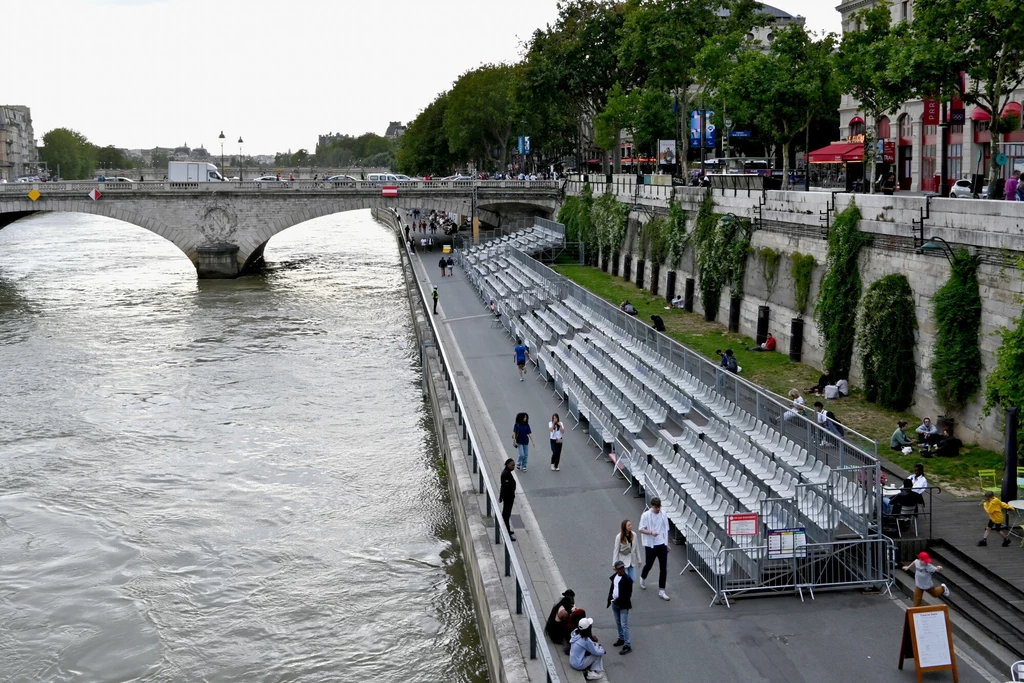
566 181 1024 450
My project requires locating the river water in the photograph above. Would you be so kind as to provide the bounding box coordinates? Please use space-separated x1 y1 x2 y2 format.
0 211 486 682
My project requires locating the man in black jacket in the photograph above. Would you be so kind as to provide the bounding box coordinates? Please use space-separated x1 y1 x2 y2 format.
607 560 633 654
498 458 517 541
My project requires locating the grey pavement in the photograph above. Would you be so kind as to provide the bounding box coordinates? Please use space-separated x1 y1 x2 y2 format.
413 250 1004 683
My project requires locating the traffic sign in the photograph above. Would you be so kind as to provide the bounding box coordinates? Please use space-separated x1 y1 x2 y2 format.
995 153 1009 167
88 189 102 201
730 131 752 138
27 189 40 201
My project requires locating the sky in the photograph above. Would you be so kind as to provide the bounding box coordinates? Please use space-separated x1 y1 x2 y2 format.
9 1 841 156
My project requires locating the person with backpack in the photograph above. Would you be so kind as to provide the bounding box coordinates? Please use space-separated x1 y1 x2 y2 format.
446 255 454 277
716 349 738 374
813 401 844 438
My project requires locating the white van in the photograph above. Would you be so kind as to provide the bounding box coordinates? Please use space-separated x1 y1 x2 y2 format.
367 173 399 184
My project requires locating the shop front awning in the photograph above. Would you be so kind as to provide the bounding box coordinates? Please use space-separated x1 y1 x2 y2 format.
807 142 864 164
849 116 865 124
971 102 1022 122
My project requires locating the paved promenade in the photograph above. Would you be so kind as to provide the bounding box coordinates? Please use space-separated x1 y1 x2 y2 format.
408 251 1003 683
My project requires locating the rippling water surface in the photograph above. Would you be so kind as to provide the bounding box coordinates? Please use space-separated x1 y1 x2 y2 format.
0 210 486 682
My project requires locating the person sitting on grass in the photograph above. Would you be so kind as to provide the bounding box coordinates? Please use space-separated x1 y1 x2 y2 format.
891 420 914 453
668 295 684 309
978 491 1014 547
809 368 831 395
783 389 805 421
620 300 638 316
650 314 666 332
748 333 776 352
929 427 962 458
915 417 940 447
716 349 738 374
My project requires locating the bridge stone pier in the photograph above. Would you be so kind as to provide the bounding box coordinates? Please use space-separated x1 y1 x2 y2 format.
0 180 560 278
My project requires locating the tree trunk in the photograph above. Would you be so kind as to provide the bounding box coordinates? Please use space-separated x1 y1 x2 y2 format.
782 141 791 191
988 127 1003 193
613 128 621 175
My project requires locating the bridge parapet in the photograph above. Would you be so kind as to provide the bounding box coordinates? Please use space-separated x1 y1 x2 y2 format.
0 180 562 279
0 179 561 195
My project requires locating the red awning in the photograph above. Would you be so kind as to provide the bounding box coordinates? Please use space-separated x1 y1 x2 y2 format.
849 116 865 124
971 102 1022 121
807 142 864 164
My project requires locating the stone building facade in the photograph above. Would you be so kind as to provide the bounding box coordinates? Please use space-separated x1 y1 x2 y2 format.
0 106 37 181
836 0 1024 193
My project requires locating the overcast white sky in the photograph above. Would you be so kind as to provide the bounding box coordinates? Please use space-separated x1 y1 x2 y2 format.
9 1 840 155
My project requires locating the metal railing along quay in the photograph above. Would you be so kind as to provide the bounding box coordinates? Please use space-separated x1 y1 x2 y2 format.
404 228 562 682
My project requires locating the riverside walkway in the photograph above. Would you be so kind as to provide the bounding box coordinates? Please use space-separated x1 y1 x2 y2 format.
406 247 1002 682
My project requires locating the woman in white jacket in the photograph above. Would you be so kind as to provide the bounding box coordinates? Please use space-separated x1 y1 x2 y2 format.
612 519 644 581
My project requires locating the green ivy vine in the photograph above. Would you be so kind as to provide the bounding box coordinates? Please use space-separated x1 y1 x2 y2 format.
639 215 671 266
814 203 870 378
931 249 983 415
856 273 918 410
985 310 1024 447
790 252 816 317
757 247 782 304
667 199 689 268
593 193 629 261
558 184 598 265
691 190 752 318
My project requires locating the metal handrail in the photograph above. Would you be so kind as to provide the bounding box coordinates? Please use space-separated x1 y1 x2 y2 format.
390 209 562 682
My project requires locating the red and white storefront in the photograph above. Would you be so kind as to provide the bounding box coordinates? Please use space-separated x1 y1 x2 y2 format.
837 91 1024 193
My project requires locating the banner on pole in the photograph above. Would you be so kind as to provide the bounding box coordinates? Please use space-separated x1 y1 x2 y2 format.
658 139 677 165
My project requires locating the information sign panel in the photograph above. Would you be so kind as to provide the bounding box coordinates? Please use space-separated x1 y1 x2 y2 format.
898 605 958 682
766 527 806 559
727 513 758 536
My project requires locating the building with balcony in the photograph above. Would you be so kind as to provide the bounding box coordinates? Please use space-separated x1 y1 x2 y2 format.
835 0 1024 193
0 105 38 181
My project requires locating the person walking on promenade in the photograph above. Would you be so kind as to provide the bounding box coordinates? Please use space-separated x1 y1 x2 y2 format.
979 490 1014 546
431 286 439 315
613 519 643 582
513 339 532 381
428 236 434 252
549 413 564 471
639 497 671 600
569 618 605 680
438 256 447 278
446 255 454 277
498 458 517 541
512 412 534 471
607 560 633 655
903 551 949 605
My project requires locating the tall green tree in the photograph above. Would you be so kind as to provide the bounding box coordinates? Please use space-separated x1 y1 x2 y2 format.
40 128 97 180
443 64 517 172
397 93 458 176
895 0 1024 192
522 1 628 170
95 145 135 170
724 25 839 188
618 0 766 174
837 1 912 192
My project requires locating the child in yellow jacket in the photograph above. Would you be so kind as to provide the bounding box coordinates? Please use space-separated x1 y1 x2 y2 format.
978 491 1013 547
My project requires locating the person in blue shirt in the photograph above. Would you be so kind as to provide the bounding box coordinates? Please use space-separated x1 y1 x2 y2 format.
512 412 535 471
513 339 532 381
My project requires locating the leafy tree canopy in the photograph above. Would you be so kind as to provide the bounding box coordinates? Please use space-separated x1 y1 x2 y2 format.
40 128 97 180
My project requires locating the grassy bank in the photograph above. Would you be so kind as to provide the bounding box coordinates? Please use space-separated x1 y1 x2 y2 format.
553 262 1003 495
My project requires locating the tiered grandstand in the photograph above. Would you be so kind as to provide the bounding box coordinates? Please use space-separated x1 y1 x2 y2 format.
458 221 894 605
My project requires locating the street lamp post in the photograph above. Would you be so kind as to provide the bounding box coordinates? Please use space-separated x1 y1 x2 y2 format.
218 130 226 178
238 136 244 181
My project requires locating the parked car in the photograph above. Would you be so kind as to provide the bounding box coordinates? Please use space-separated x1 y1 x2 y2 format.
101 176 135 182
950 179 988 198
252 175 282 182
325 174 358 182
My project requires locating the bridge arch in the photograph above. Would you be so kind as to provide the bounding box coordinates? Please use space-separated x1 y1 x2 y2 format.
0 198 195 265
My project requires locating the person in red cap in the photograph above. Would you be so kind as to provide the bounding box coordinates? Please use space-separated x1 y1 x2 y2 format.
902 551 949 606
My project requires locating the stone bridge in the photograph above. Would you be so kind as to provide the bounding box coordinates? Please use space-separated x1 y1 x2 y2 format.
0 180 561 277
